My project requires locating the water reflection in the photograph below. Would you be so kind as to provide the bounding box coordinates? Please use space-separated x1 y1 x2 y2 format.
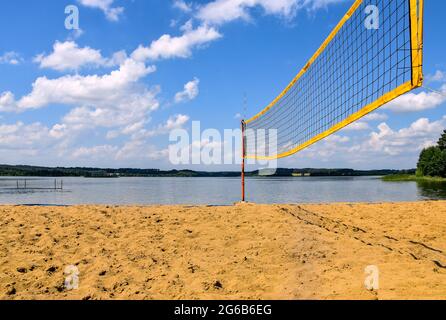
416 180 446 200
0 176 444 205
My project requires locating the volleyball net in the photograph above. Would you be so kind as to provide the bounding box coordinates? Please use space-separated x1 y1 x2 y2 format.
243 0 424 160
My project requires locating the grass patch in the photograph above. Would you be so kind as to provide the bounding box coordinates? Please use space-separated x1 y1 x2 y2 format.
382 174 446 182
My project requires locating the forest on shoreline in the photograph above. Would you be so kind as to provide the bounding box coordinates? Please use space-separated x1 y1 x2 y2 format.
0 165 414 178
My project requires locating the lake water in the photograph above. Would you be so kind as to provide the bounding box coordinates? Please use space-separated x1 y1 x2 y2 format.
0 176 445 205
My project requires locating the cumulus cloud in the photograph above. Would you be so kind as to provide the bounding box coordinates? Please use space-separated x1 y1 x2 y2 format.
365 117 446 156
342 121 370 131
362 112 388 121
0 33 202 165
132 0 346 64
0 52 22 65
67 29 85 40
173 0 192 12
174 78 200 103
107 113 189 142
3 58 155 112
0 92 17 112
195 0 345 25
294 134 350 159
112 114 188 161
0 0 362 167
196 0 298 25
294 116 446 167
303 0 346 11
383 84 446 113
161 114 190 131
34 41 107 72
427 70 446 83
115 140 169 161
61 90 158 129
143 114 190 138
78 0 124 21
131 24 222 61
34 41 129 72
0 122 56 151
0 56 162 162
72 145 119 158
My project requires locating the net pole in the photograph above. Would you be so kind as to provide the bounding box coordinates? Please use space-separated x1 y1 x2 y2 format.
419 0 424 81
241 120 246 202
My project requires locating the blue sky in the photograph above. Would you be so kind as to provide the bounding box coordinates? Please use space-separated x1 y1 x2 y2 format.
0 0 445 170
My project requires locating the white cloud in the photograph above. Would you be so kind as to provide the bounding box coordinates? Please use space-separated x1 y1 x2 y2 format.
0 0 377 167
303 0 346 11
0 57 161 157
147 148 171 160
131 24 222 61
49 124 68 139
0 122 55 150
325 134 350 143
383 84 446 113
427 70 446 83
174 77 200 103
0 92 17 112
362 112 388 122
162 114 190 130
144 114 190 138
365 117 446 156
115 139 170 161
294 134 350 159
173 0 192 12
3 58 155 112
34 41 128 72
68 29 85 40
342 121 370 131
0 36 200 165
72 145 118 158
0 52 22 65
195 0 345 25
34 41 108 72
286 116 446 168
106 113 189 143
132 0 344 64
78 0 124 21
121 120 147 135
196 0 298 25
61 89 158 130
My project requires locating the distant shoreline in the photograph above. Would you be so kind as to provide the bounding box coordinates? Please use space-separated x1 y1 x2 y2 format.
382 174 446 183
0 164 415 178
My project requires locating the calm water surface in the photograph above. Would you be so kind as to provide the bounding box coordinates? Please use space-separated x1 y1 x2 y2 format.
0 176 445 205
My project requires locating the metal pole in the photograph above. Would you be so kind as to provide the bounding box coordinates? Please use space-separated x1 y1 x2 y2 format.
241 120 246 202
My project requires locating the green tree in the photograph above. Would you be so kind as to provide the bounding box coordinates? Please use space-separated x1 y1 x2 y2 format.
438 130 446 151
417 146 446 178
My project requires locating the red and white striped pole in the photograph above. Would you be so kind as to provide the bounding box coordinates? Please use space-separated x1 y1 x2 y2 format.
241 120 246 202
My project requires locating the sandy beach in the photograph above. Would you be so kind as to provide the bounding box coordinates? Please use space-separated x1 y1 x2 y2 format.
0 201 445 300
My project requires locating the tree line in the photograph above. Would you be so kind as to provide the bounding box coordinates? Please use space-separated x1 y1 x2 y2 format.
417 130 446 178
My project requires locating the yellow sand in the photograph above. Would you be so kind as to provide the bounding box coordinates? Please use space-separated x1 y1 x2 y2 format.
0 202 445 300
